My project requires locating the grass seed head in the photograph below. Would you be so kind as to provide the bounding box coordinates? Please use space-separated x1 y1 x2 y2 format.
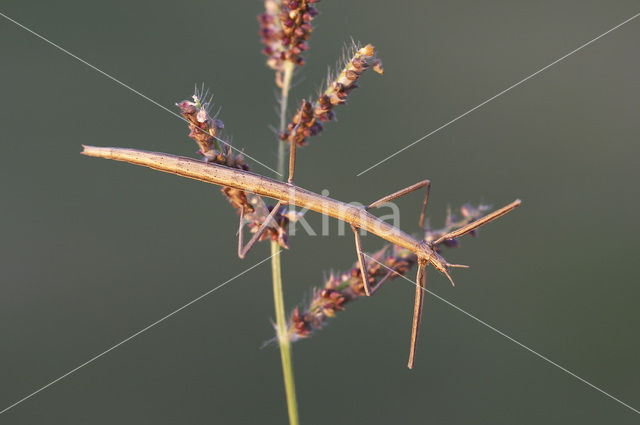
176 89 292 249
259 0 319 72
281 43 383 146
288 203 492 341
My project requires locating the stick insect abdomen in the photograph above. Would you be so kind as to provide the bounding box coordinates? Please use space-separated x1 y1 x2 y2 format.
81 145 423 253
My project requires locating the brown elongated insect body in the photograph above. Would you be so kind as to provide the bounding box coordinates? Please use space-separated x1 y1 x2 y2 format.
81 145 426 252
82 144 521 368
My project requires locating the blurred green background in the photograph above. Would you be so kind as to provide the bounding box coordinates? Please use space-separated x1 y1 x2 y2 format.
1 1 639 423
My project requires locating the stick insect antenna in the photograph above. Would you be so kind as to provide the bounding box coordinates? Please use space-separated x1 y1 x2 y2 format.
441 267 456 287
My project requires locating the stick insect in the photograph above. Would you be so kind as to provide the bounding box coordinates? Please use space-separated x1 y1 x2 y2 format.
81 142 520 368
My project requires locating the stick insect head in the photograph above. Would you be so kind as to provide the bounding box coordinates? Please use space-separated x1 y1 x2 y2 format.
416 241 468 287
429 254 469 287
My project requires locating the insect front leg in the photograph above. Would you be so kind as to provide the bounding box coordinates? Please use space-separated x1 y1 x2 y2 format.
433 199 521 244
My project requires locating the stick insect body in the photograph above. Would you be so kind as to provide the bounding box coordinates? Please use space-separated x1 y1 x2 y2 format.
82 144 520 368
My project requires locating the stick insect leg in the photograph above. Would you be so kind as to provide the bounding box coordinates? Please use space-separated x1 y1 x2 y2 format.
358 248 397 296
288 136 297 184
287 100 306 184
368 268 394 295
351 224 373 296
408 260 427 369
238 201 283 259
433 199 522 245
367 180 431 228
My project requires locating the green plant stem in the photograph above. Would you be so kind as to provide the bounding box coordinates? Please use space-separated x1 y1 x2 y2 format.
277 61 295 177
270 240 299 425
272 60 299 425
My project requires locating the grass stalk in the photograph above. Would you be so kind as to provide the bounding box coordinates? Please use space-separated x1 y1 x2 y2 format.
272 60 299 425
277 61 295 177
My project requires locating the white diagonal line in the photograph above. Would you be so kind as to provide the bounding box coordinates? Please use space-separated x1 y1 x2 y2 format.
0 11 282 177
0 251 279 416
357 12 640 176
364 254 640 416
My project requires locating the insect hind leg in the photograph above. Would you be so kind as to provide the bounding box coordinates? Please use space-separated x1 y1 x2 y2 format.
238 201 283 259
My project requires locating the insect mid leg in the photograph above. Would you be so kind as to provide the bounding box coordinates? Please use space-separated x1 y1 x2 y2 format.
351 224 373 296
408 260 427 369
366 179 431 228
368 268 394 295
